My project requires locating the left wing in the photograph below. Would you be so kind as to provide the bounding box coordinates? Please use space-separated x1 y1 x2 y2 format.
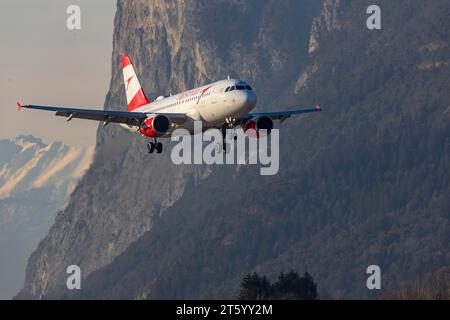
17 103 186 126
242 106 322 123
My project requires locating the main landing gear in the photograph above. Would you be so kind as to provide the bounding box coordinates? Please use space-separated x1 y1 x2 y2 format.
147 139 163 154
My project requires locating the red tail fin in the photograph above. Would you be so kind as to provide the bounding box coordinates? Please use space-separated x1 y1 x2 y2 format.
121 55 150 111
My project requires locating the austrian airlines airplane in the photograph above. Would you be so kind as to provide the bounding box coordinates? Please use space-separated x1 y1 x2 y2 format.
18 55 321 154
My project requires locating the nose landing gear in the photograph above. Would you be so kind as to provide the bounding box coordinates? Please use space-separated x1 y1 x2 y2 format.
220 126 233 153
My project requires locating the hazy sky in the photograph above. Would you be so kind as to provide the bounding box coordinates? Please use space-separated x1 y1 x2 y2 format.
0 1 116 147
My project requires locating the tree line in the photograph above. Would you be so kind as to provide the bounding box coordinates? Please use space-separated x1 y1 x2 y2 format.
238 270 318 300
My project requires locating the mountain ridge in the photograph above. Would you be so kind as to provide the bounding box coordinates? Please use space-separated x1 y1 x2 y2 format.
0 135 93 299
18 0 450 299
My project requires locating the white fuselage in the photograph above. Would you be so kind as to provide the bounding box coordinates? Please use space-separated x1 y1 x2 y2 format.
127 79 257 135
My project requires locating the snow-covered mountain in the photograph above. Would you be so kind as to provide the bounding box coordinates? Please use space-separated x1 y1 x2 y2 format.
0 135 94 299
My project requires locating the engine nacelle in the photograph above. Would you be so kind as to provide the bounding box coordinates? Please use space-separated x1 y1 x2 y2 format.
244 116 273 138
140 115 170 137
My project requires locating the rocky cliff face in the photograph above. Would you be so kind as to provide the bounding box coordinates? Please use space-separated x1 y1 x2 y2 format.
308 0 342 53
18 0 450 299
0 135 93 299
18 0 320 299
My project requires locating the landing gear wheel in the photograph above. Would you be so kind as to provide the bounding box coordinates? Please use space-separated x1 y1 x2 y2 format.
223 142 232 154
221 126 228 153
155 142 163 154
147 142 155 154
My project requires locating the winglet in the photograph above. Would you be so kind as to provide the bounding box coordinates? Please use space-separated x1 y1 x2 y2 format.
17 101 22 111
315 105 321 116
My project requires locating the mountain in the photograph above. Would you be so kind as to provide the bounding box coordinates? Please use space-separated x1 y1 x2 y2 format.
18 0 450 299
0 135 93 299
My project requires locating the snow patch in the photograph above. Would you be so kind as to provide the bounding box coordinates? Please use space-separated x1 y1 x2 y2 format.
70 146 94 179
0 152 45 199
32 146 83 188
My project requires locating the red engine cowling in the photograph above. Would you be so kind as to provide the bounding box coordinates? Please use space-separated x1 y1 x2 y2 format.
140 115 170 137
244 116 273 138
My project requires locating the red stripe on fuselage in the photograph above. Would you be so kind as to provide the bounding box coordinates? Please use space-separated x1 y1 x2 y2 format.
196 85 213 104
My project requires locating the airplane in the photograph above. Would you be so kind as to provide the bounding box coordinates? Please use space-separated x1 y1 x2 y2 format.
17 55 321 154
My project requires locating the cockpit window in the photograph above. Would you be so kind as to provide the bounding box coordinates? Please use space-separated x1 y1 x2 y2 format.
225 85 251 93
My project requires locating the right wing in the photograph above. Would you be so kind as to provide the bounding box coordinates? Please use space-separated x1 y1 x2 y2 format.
242 106 322 123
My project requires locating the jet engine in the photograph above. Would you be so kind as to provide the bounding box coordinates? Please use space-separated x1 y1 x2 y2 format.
139 115 170 137
244 116 273 138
